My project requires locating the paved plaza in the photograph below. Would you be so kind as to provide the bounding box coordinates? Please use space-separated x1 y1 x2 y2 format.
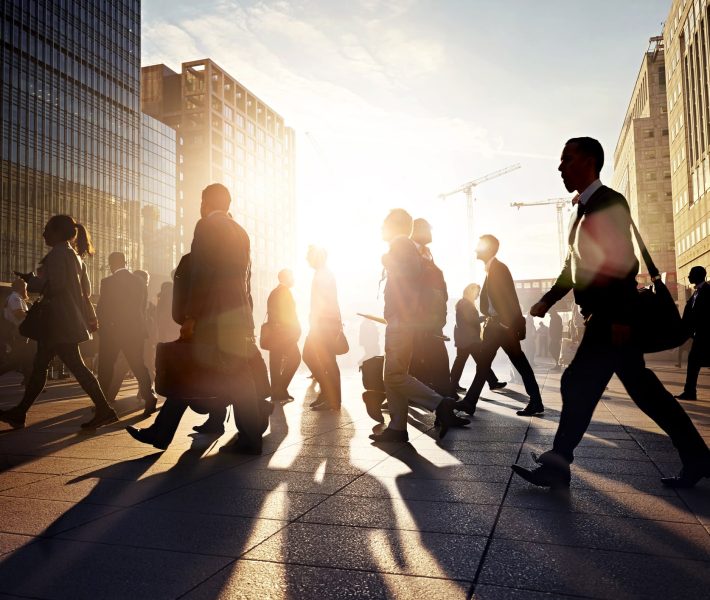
0 355 708 599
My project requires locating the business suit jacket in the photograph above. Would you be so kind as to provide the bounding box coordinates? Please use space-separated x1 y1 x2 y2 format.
453 298 482 348
480 257 526 339
97 269 148 339
267 284 301 344
383 235 422 325
683 283 710 347
186 211 254 356
541 185 639 323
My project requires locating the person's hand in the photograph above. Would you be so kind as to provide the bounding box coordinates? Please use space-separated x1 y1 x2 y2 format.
180 318 195 340
530 301 549 318
611 323 632 346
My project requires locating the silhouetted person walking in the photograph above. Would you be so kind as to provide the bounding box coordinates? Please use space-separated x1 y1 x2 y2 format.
450 283 505 395
0 279 33 383
0 215 117 430
97 253 158 416
513 136 710 489
676 266 710 401
303 246 343 411
549 309 563 370
408 218 451 395
157 281 180 342
370 209 468 443
266 269 301 403
455 235 543 417
358 318 380 364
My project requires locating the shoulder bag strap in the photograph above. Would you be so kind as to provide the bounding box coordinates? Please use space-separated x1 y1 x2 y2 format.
629 219 660 280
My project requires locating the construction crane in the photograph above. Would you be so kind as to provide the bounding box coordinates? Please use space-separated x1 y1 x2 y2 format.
439 164 521 274
510 198 574 268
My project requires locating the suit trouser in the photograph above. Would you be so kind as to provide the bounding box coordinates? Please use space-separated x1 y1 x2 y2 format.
16 341 111 415
450 344 500 392
98 335 153 403
409 331 451 396
302 332 341 406
269 342 301 399
552 323 709 466
462 321 541 408
683 339 706 395
384 324 443 431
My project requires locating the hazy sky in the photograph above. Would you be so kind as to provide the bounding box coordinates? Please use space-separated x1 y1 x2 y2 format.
142 0 670 318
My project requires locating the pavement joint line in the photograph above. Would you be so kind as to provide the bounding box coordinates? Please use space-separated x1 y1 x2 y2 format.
472 582 600 600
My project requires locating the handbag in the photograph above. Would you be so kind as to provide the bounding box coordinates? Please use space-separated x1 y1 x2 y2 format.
332 327 349 356
360 355 385 392
631 220 687 353
259 319 275 351
18 298 50 341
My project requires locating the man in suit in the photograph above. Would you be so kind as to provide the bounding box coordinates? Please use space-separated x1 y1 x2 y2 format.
408 218 451 395
370 209 468 443
512 136 710 489
676 266 710 400
266 269 301 403
455 235 543 417
97 252 158 415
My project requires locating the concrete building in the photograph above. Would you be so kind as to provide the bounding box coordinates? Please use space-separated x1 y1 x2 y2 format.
0 0 141 286
612 37 677 293
141 59 296 310
140 113 178 289
664 0 710 294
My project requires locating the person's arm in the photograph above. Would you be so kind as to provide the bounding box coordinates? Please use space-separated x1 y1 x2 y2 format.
185 219 217 321
500 263 526 338
533 255 573 317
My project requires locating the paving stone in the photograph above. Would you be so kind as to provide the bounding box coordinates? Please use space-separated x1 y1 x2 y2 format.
0 537 231 599
58 506 286 557
0 470 53 492
495 507 710 559
369 460 512 483
0 532 35 557
472 584 581 599
0 495 118 536
246 454 382 474
300 495 498 536
198 468 358 495
183 559 469 600
479 539 710 598
245 522 485 579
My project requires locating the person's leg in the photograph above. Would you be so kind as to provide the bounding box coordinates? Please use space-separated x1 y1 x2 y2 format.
10 342 55 416
449 346 469 390
226 364 262 451
150 397 189 444
469 344 500 388
97 336 120 403
121 336 155 401
459 326 501 410
683 340 702 396
429 335 452 396
501 336 542 404
56 344 113 413
313 340 341 407
616 348 710 467
280 343 301 396
268 347 284 399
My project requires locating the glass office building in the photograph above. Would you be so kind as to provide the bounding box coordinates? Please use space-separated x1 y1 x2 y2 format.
0 0 141 286
140 112 178 286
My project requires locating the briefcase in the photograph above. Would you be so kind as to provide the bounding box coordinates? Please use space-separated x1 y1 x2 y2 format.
360 355 385 392
155 340 213 397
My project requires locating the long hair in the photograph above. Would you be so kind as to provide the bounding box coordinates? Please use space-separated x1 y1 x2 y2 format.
46 214 95 257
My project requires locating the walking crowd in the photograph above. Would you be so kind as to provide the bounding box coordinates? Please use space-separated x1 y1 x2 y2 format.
1 137 709 488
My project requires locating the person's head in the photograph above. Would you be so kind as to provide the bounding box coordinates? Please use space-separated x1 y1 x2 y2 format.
689 265 707 286
278 268 295 287
43 215 95 257
11 278 27 299
411 218 433 246
559 137 604 194
306 245 327 269
463 283 480 302
159 281 173 298
382 208 413 242
133 269 149 286
200 183 231 218
108 252 126 273
476 234 499 262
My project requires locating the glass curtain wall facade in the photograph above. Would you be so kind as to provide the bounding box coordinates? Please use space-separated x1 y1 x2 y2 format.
140 112 178 287
0 0 141 286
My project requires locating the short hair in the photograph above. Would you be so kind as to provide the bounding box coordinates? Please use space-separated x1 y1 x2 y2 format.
307 245 327 266
689 265 707 283
479 234 500 255
384 208 413 236
278 268 292 284
133 269 149 284
202 183 231 211
463 283 480 298
108 251 126 266
567 136 604 174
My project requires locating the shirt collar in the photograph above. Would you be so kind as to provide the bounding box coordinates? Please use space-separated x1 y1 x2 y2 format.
577 179 603 206
696 281 707 292
113 267 128 274
485 256 496 272
207 210 228 219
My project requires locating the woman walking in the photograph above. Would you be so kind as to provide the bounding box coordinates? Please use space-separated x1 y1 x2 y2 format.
0 215 117 430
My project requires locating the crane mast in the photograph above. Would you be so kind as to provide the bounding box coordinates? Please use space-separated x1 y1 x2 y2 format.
510 198 573 268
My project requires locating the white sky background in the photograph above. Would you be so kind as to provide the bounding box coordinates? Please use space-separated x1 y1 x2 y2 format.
142 0 669 321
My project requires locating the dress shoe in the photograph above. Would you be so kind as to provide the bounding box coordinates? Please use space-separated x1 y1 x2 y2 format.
436 397 471 439
454 399 476 416
219 440 262 455
661 461 710 488
312 402 340 412
80 408 119 430
309 394 328 408
454 385 467 393
126 425 169 450
370 428 409 443
511 451 570 489
674 392 697 401
489 381 507 391
192 420 225 435
362 390 386 423
516 402 545 417
142 394 159 417
0 408 26 429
